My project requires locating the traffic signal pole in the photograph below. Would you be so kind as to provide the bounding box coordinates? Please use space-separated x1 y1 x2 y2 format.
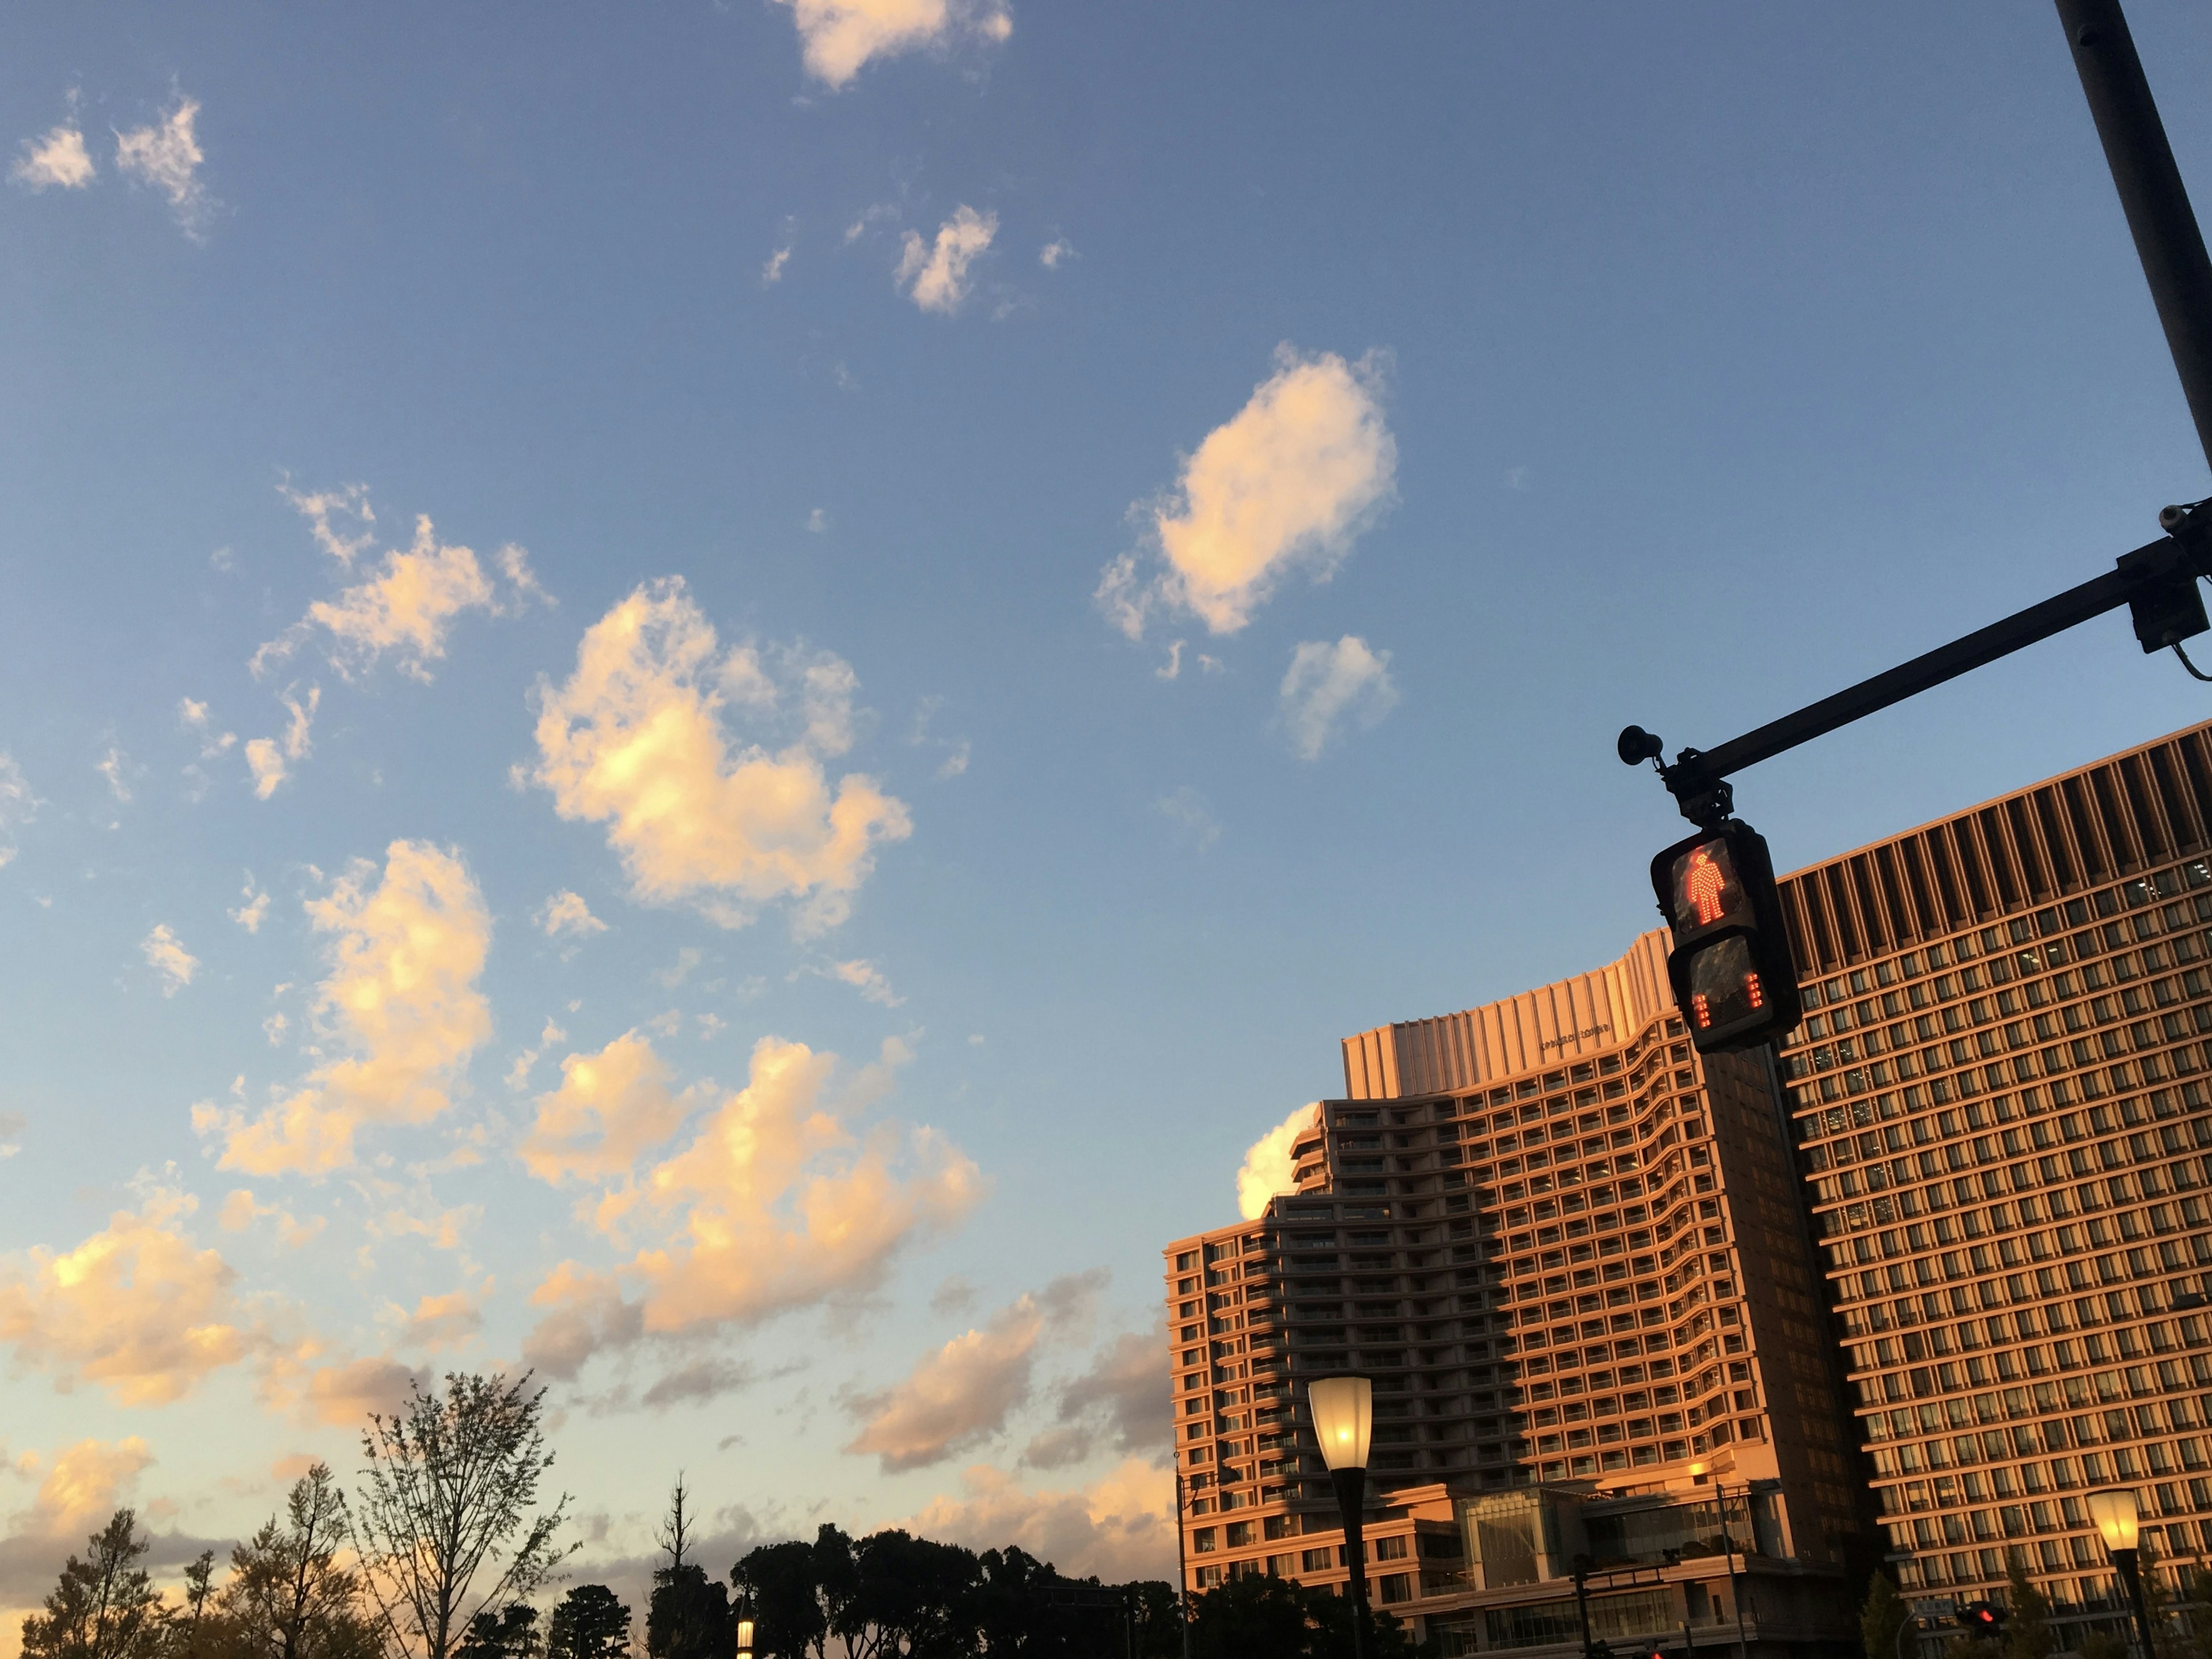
1621 0 2212 831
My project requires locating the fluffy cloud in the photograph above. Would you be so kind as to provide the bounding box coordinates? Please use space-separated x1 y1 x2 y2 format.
115 94 212 240
397 1290 481 1351
896 206 996 314
843 1274 1101 1474
1039 238 1073 270
888 1460 1172 1585
200 841 493 1175
819 959 902 1006
1278 635 1397 760
776 0 1012 89
520 1032 688 1186
1097 346 1395 639
521 1033 980 1376
1022 1328 1169 1470
139 925 199 996
537 889 607 941
217 1190 323 1249
0 1187 253 1405
294 1355 426 1427
10 122 94 191
527 578 911 935
1236 1101 1318 1219
254 487 547 683
230 874 271 933
245 685 319 800
0 1438 157 1609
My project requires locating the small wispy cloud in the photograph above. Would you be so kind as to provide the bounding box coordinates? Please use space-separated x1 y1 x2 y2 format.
141 925 200 996
1038 238 1073 270
1279 635 1397 761
896 206 997 315
777 0 1012 89
537 890 608 942
230 874 270 933
10 104 94 192
115 93 214 240
762 246 792 285
1157 787 1219 851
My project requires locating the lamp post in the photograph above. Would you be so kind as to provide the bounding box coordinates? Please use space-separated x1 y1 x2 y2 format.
2089 1488 2157 1659
1310 1374 1374 1659
734 1612 753 1659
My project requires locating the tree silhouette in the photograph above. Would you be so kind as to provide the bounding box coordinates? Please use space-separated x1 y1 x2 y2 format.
21 1510 170 1659
545 1588 630 1659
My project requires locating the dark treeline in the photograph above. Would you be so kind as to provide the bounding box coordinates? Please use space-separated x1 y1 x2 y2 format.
18 1373 1429 1659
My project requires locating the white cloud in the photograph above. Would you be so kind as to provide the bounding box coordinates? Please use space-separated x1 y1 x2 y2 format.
230 874 271 933
255 488 546 681
11 122 94 191
1156 786 1219 851
896 206 996 314
776 0 1012 89
140 925 199 996
1236 1101 1317 1220
0 1185 254 1404
196 840 493 1175
762 246 791 285
1038 238 1073 269
115 94 212 240
527 577 911 935
520 1033 980 1377
824 958 903 1007
217 1188 322 1249
0 1438 157 1608
1278 634 1397 760
245 685 319 799
95 747 131 804
0 753 39 866
1097 345 1395 639
843 1273 1103 1472
1024 1327 1169 1469
537 889 608 941
806 507 829 534
178 697 237 759
888 1460 1172 1585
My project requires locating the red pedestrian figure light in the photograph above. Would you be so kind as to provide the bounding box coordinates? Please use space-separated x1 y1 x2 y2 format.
1685 846 1727 926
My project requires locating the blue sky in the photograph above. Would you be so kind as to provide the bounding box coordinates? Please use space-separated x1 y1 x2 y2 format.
5 0 2212 1627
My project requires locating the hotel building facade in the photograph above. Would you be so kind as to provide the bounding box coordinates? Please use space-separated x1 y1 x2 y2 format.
1164 721 2212 1656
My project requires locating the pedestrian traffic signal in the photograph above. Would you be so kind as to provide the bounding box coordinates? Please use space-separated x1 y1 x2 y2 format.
1956 1604 2007 1638
1649 820 1802 1054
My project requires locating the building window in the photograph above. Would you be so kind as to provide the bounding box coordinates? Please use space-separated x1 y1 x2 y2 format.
1195 1566 1224 1589
1226 1522 1254 1547
1374 1535 1408 1560
1302 1548 1334 1572
1381 1574 1414 1604
1192 1529 1216 1553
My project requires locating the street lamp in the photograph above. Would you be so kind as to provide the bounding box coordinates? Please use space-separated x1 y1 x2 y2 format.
2088 1488 2156 1659
1310 1374 1374 1659
734 1615 753 1659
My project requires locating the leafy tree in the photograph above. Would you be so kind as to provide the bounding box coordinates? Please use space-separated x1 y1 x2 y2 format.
169 1554 219 1659
544 1588 629 1659
221 1464 377 1659
730 1542 827 1659
2002 1556 2052 1659
1185 1574 1422 1659
843 1531 975 1659
456 1606 541 1659
2079 1629 2128 1659
647 1481 730 1659
1863 1574 1913 1659
21 1510 171 1659
350 1372 574 1659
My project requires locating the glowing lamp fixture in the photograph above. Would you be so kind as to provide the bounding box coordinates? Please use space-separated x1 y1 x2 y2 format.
1309 1375 1374 1473
735 1615 753 1659
2087 1488 2141 1554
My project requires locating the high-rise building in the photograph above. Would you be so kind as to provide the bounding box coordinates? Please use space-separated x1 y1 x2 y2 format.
1163 719 2212 1656
1774 722 2212 1625
1164 935 1862 1658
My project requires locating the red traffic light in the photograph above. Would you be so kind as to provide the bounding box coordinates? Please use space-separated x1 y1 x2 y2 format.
1956 1603 2008 1635
1647 820 1801 1054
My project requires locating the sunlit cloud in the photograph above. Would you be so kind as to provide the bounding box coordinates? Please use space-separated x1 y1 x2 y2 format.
521 1033 980 1377
1022 1327 1169 1469
537 889 608 941
888 1459 1172 1585
139 925 199 996
1235 1101 1317 1220
0 754 39 868
115 93 213 240
243 684 319 800
527 578 911 935
776 0 1012 89
254 487 547 683
1097 345 1396 639
1039 238 1073 269
896 206 995 315
198 840 493 1175
843 1273 1102 1472
230 873 271 933
0 1185 254 1405
0 1438 158 1608
1279 635 1397 760
10 112 94 192
762 246 792 285
519 1032 687 1186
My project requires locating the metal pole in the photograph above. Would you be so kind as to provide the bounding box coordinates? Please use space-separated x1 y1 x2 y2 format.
1172 1475 1192 1659
1335 1466 1370 1659
2113 1547 2157 1659
1575 1558 1596 1659
2054 0 2212 473
1724 1493 1748 1659
1895 1607 1918 1659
